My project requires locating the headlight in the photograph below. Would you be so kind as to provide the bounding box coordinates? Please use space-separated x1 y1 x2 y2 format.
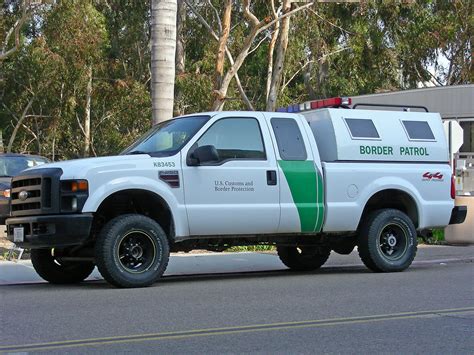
2 189 10 198
60 180 89 212
61 180 88 193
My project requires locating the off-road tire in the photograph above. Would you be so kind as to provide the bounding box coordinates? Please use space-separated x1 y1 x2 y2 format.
31 249 95 284
277 246 331 271
95 214 170 288
358 208 417 272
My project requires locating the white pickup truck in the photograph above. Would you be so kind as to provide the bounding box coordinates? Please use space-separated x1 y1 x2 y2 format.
6 98 466 288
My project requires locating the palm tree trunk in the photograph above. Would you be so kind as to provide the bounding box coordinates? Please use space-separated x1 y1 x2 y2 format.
151 0 177 125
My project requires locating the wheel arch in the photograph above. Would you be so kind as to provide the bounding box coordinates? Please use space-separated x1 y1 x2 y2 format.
359 189 420 229
92 189 175 242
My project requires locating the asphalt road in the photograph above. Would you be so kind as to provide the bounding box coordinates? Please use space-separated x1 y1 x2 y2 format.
1 251 473 354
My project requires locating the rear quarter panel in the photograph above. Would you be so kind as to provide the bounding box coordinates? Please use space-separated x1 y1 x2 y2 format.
323 162 453 232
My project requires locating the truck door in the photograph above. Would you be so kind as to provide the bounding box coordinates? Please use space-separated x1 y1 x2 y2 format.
266 115 325 233
181 112 280 236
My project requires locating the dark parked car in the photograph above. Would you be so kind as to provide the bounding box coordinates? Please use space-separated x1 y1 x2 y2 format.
0 153 50 224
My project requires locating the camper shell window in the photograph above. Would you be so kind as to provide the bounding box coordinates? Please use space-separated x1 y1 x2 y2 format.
344 118 380 140
402 120 435 141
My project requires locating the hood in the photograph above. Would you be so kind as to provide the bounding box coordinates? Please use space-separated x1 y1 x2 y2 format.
27 154 151 179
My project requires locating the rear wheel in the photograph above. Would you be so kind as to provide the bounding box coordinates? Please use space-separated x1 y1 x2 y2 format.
31 248 95 284
358 209 417 272
277 245 330 271
95 214 170 288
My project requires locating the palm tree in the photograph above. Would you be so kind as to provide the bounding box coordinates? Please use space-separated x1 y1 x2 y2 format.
151 0 177 125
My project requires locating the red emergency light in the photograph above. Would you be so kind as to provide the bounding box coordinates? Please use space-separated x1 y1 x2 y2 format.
310 97 351 109
277 97 351 113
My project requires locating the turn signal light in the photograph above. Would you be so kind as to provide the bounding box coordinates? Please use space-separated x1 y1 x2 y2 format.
71 180 88 192
2 189 10 198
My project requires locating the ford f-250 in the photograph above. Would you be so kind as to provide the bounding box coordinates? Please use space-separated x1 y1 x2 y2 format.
7 98 467 287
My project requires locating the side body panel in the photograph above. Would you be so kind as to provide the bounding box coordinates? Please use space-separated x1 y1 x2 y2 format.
323 162 454 232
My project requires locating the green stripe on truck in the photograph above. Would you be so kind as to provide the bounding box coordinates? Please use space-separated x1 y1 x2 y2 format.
278 160 324 232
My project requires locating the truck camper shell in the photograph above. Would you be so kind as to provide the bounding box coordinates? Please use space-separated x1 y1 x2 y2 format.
302 108 449 163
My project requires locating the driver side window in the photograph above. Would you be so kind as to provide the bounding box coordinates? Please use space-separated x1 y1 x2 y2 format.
197 118 266 163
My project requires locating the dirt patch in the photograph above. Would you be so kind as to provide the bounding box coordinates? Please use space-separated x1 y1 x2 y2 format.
0 224 28 260
0 236 15 261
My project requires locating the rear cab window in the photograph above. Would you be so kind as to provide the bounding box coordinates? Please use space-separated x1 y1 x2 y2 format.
271 118 307 161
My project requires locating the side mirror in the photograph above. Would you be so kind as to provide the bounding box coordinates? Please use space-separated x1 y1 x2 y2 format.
188 145 219 166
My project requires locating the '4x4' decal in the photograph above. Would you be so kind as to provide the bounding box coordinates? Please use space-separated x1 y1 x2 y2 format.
423 172 444 181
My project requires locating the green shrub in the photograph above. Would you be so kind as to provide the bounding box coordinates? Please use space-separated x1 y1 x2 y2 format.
227 245 276 253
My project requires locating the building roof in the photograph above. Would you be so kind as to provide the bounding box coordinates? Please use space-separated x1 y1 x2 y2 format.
351 85 474 119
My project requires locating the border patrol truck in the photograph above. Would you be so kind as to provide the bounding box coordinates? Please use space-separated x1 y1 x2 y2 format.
6 98 467 288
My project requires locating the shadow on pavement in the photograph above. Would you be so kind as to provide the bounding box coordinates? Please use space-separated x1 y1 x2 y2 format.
1 265 373 290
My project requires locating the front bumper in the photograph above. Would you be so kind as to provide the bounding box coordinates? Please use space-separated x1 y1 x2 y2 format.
6 214 93 249
449 206 467 225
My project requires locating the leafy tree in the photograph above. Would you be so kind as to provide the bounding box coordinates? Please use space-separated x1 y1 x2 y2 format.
0 0 471 159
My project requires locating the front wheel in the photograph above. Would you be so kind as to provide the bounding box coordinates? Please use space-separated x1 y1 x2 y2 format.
358 209 417 272
277 245 331 271
95 214 170 288
31 249 95 284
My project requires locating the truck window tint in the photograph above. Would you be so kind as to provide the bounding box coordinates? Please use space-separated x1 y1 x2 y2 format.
197 118 266 161
271 118 307 160
122 116 210 156
345 118 380 139
402 120 435 141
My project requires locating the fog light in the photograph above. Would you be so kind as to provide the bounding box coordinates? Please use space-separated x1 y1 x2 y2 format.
71 197 78 211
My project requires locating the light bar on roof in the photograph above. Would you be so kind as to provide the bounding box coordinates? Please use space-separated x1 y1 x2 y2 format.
277 96 351 113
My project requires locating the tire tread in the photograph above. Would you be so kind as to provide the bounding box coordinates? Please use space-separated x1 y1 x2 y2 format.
358 208 417 272
95 214 169 288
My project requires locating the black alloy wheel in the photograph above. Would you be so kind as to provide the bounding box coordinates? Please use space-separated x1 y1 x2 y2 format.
117 230 157 273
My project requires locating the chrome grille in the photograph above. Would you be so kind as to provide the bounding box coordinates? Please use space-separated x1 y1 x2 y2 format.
11 177 42 214
9 168 62 217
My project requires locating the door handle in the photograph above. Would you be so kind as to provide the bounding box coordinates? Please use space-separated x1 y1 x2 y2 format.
267 170 277 186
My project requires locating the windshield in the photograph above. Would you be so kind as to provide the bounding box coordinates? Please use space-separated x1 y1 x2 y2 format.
0 156 49 177
122 116 210 157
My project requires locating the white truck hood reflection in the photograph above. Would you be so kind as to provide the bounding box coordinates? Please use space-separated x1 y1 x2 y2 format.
26 154 151 179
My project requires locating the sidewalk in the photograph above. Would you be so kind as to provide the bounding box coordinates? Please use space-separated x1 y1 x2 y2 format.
0 245 472 285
